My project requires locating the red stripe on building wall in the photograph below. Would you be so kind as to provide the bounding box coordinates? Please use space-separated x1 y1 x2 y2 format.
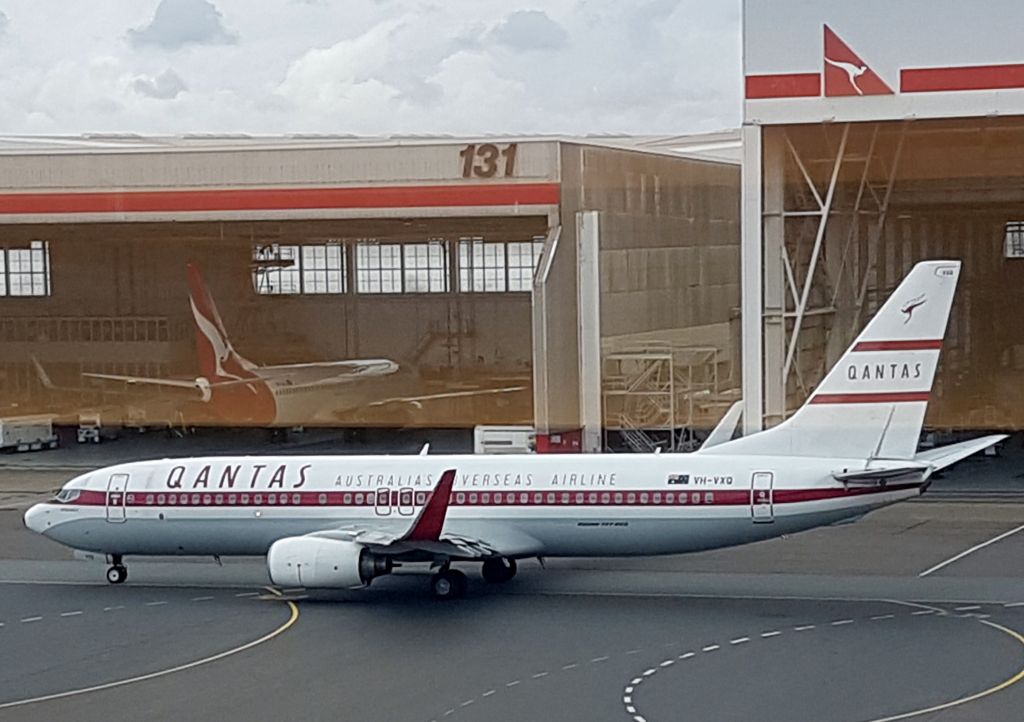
810 391 930 405
0 183 561 215
902 64 1024 93
853 340 943 352
745 73 821 99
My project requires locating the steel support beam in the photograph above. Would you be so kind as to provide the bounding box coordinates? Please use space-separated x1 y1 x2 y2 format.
741 125 764 434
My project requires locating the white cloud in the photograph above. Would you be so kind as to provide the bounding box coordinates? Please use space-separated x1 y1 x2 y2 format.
490 10 568 52
133 69 188 99
128 0 236 50
0 1 741 135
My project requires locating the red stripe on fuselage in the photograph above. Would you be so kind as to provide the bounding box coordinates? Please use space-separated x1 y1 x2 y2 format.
50 482 922 511
852 340 943 352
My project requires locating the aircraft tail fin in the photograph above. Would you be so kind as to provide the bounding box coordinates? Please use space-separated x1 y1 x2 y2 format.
186 263 256 378
704 260 961 460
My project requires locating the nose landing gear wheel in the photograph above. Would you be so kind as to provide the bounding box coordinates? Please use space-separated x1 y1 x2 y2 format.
106 565 128 584
431 569 467 599
481 557 517 584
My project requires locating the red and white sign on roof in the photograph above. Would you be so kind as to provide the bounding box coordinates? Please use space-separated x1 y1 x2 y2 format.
744 0 1024 124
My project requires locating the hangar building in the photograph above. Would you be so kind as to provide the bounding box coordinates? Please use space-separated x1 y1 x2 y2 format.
0 133 740 451
741 0 1024 434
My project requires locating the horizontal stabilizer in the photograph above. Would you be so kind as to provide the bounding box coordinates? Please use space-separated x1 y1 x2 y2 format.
832 464 929 485
915 435 1007 471
697 401 743 452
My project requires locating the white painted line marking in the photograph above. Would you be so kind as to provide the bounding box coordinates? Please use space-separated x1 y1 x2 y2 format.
505 680 520 688
831 619 854 626
591 656 609 664
442 710 454 717
631 677 643 685
730 637 750 644
626 649 641 655
633 716 646 722
1004 602 1024 608
460 700 473 707
0 591 298 712
626 706 636 714
624 686 634 694
59 611 83 617
702 644 720 652
642 668 657 677
871 614 895 621
919 523 1024 577
482 690 495 698
760 631 781 638
145 601 168 607
794 625 815 631
561 663 578 671
678 652 695 660
20 616 41 623
623 695 632 704
191 596 214 602
659 659 675 668
234 592 260 598
954 605 981 612
531 672 548 679
911 610 934 616
102 605 124 612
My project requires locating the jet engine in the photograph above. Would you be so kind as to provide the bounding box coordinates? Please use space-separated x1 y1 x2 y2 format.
267 537 392 588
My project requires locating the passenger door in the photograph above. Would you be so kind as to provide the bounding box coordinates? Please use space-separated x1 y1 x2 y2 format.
750 471 774 523
105 473 129 523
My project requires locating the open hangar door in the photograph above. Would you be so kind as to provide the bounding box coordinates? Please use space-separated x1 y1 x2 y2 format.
758 118 1024 431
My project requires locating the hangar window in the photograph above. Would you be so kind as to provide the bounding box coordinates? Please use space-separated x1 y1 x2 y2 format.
356 241 449 294
1004 222 1024 258
458 237 544 292
252 242 346 295
0 241 51 297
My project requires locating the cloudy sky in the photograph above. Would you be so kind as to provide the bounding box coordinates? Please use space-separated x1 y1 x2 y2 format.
0 0 740 136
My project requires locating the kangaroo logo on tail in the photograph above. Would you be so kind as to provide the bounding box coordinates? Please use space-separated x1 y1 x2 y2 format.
900 294 926 324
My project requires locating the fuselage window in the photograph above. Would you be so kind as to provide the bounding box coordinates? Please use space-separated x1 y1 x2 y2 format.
691 492 700 504
601 492 610 504
146 495 154 505
417 492 428 504
354 493 363 505
157 494 166 505
456 492 465 505
202 494 212 505
652 492 661 504
561 493 570 504
520 492 530 505
482 493 491 505
169 494 178 505
215 494 224 505
534 493 543 504
614 492 623 504
229 494 237 505
268 494 277 505
665 492 674 504
55 488 81 503
588 492 597 504
626 493 636 504
241 494 250 505
704 492 714 503
344 493 352 505
191 494 200 505
640 493 649 504
469 493 478 504
575 492 584 504
546 492 555 504
254 494 263 505
318 493 327 505
292 494 301 505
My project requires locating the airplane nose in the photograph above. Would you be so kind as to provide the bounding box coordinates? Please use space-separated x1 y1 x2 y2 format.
23 504 51 535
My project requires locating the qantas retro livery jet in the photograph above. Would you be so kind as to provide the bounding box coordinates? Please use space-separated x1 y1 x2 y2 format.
25 261 1004 599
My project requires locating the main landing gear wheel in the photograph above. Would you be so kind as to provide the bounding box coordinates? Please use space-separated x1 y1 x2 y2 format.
106 565 128 584
481 557 517 584
431 569 468 600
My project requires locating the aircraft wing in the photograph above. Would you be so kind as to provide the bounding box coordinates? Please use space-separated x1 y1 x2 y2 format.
304 469 542 559
365 385 528 408
82 373 204 391
914 435 1007 471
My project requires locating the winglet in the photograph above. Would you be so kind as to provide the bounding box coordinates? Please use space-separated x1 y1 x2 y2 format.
403 469 457 542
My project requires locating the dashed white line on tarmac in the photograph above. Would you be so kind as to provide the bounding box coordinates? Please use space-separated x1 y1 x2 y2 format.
482 690 495 698
20 616 41 623
59 611 82 617
702 644 720 652
642 668 657 677
678 652 695 660
591 655 609 663
955 605 981 612
659 660 675 668
794 625 815 631
145 601 168 607
730 636 750 644
625 649 641 655
103 605 124 612
918 523 1024 577
912 610 936 616
234 592 260 598
831 619 854 626
561 663 578 671
459 700 473 708
505 680 520 688
1004 602 1024 608
531 672 548 679
191 596 214 602
760 631 781 638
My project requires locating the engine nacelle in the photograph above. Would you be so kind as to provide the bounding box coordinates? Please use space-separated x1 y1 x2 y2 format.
266 537 391 589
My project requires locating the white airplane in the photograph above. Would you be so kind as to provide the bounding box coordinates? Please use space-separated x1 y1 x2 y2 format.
24 261 1004 599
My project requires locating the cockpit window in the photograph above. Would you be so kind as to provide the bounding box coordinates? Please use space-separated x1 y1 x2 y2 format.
54 489 81 503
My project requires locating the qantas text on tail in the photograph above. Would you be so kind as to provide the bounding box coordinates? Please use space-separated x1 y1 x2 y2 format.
25 261 1004 598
